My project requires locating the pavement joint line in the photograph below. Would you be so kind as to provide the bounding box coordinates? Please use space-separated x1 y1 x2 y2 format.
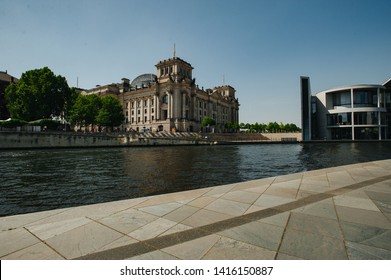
23 226 67 260
274 212 293 260
75 174 391 260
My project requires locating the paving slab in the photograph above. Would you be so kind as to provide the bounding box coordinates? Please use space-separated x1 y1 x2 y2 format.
278 228 348 260
202 236 276 260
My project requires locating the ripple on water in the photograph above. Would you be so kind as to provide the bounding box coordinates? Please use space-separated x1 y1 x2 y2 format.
1 142 391 216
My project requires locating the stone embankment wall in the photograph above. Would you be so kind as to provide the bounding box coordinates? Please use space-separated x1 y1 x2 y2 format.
204 132 302 143
0 132 302 149
261 133 302 142
0 132 206 149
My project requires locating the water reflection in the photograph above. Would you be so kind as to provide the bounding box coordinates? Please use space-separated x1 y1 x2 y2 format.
298 142 391 170
1 142 391 216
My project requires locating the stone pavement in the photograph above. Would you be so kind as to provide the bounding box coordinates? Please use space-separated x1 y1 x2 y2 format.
1 159 391 260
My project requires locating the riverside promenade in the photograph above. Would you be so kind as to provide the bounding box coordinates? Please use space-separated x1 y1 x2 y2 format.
1 159 391 260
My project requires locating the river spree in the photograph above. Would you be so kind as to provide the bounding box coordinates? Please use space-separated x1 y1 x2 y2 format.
1 142 391 216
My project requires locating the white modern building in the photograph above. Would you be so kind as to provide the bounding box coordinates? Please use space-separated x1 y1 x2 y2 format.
301 77 391 141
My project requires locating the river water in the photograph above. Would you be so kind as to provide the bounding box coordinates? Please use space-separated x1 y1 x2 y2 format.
1 142 391 216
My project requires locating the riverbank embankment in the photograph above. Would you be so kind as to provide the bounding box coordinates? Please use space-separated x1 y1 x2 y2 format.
0 131 302 149
0 131 207 149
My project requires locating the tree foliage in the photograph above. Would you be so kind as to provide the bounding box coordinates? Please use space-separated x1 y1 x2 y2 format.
224 121 240 132
5 67 72 121
68 94 101 127
201 116 216 127
239 121 301 133
95 96 124 130
69 94 124 130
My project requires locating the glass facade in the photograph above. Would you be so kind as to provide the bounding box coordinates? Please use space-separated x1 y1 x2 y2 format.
353 88 378 107
332 90 351 108
326 87 388 140
330 128 352 140
354 112 379 125
304 77 391 141
327 113 352 126
354 127 379 140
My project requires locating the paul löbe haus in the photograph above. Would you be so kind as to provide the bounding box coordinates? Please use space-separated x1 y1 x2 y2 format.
82 55 239 133
301 76 391 141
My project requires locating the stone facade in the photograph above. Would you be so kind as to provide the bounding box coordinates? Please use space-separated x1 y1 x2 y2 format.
83 56 239 132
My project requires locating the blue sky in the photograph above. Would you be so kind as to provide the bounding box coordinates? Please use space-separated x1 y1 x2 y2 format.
1 0 390 125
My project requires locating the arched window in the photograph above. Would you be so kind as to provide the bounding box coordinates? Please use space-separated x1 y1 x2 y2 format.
162 95 169 104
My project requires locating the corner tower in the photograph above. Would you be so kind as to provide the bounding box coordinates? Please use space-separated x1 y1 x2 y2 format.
155 56 193 83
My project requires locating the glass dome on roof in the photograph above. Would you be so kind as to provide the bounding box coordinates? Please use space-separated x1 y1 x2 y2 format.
131 73 157 88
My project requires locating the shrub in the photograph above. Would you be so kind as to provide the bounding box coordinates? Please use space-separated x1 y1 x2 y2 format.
30 119 61 130
0 119 28 128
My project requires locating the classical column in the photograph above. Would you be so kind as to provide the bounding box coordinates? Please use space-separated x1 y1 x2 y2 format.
167 93 171 119
127 101 131 123
169 93 174 119
182 93 186 119
146 98 150 123
141 98 144 124
135 100 138 124
155 95 160 120
192 95 196 120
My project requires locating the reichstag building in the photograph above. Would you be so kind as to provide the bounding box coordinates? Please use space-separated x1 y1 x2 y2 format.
83 55 239 133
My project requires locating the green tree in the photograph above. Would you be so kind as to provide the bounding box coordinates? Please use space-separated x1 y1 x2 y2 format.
68 94 101 128
266 121 279 133
65 88 81 120
279 122 285 132
285 123 301 132
96 96 124 131
201 116 216 127
5 67 72 121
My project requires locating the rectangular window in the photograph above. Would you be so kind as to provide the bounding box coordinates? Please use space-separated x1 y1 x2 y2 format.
385 91 391 109
327 113 352 125
353 88 378 108
332 90 351 108
354 112 378 125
